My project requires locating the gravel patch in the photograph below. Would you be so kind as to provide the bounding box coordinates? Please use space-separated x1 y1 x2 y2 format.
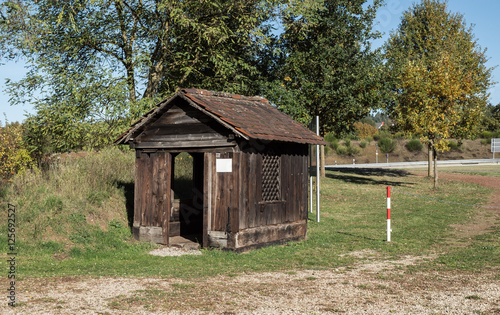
2 257 499 314
149 246 202 257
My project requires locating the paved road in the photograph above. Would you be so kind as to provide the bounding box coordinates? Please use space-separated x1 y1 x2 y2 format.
326 158 500 169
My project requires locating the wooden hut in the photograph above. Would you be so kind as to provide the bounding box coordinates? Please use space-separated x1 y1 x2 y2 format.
115 89 326 251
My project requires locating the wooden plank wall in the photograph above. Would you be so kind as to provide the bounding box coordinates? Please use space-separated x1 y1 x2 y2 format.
238 144 308 231
134 151 171 244
209 152 239 232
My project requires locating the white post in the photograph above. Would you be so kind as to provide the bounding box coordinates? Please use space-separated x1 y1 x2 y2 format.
316 116 320 223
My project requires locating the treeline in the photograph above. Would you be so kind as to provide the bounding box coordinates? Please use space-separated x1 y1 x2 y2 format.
323 113 500 158
0 0 498 182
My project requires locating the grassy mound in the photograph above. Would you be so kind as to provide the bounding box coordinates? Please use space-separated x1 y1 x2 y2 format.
0 146 137 255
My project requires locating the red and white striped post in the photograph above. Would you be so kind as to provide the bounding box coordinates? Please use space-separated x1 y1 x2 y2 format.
387 186 391 242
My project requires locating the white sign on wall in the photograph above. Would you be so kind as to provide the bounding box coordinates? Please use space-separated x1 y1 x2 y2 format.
216 158 232 173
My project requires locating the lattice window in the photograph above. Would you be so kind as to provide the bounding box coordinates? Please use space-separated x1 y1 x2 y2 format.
262 152 281 202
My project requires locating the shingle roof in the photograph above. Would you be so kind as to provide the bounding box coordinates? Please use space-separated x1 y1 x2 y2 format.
115 89 326 146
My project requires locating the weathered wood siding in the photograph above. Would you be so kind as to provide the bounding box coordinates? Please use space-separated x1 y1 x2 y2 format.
207 152 239 232
134 150 171 244
237 144 309 230
135 100 235 149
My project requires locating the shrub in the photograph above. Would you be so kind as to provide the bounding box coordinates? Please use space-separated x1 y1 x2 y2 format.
394 132 405 139
378 137 397 153
335 139 360 156
480 130 492 139
324 132 336 144
447 140 461 151
353 122 378 139
406 139 423 152
336 145 348 155
347 145 360 155
480 138 491 145
324 133 339 150
0 121 35 180
378 130 392 139
345 133 358 141
359 140 367 149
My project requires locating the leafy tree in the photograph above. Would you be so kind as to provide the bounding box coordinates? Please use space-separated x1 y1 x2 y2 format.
262 0 384 176
384 0 493 187
484 103 500 132
1 0 276 153
353 121 378 139
265 0 384 135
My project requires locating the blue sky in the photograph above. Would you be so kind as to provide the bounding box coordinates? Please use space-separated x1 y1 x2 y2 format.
1 0 499 125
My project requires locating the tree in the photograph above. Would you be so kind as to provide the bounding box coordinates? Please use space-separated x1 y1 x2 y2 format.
263 0 385 176
0 0 276 152
384 0 493 187
484 103 500 132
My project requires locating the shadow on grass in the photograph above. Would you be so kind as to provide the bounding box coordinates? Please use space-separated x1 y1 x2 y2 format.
325 168 414 187
116 181 135 231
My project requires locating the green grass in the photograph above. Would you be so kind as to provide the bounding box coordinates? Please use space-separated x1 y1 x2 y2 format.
0 150 499 279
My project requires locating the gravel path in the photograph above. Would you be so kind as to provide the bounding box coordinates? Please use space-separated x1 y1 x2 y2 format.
2 256 499 314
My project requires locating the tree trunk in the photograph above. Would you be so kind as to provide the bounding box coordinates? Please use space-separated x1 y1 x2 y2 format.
125 63 136 101
320 145 326 177
433 147 438 189
428 143 433 177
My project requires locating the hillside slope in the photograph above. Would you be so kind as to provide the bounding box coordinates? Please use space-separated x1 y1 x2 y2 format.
326 139 495 165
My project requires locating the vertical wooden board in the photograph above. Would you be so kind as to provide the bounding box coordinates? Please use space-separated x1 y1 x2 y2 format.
265 203 278 225
145 153 154 226
140 152 151 226
248 152 257 228
217 164 230 231
134 152 143 227
203 153 212 248
151 152 160 227
292 154 304 221
212 152 236 232
170 156 176 220
301 153 308 221
231 152 239 233
211 153 217 231
238 153 249 230
283 153 292 223
291 154 299 222
291 154 298 221
160 152 171 245
255 154 264 227
213 169 221 231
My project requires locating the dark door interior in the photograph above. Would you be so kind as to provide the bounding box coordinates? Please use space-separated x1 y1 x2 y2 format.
171 152 204 243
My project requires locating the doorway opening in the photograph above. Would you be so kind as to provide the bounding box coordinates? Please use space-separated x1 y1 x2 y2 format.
171 152 204 245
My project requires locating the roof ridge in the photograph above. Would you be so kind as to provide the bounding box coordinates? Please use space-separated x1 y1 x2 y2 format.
182 88 267 103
